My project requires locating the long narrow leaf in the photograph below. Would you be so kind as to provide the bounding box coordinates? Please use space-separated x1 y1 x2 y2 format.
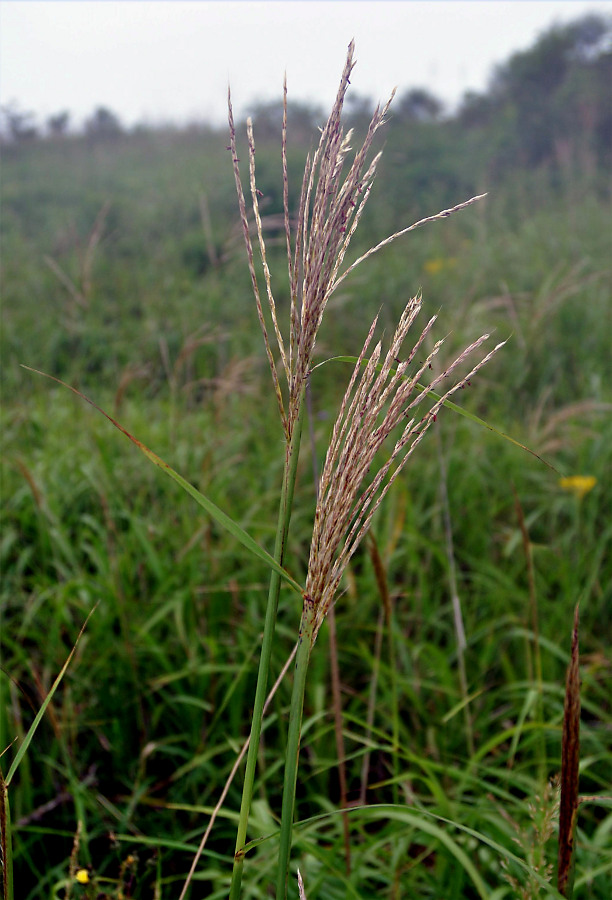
22 367 303 595
0 773 13 900
312 355 558 473
4 605 97 786
242 803 565 897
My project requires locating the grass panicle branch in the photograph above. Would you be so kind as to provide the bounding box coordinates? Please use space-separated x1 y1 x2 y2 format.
333 192 488 293
228 92 287 435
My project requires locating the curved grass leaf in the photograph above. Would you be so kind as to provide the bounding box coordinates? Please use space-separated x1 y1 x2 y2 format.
243 803 565 897
1 606 97 900
4 604 97 788
22 367 303 596
312 355 559 473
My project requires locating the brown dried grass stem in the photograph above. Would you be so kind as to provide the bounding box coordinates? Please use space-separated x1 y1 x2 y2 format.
557 603 581 897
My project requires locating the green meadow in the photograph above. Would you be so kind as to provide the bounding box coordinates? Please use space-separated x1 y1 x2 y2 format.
1 20 611 899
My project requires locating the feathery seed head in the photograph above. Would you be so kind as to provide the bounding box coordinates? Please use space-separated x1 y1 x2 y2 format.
305 301 505 640
229 41 395 441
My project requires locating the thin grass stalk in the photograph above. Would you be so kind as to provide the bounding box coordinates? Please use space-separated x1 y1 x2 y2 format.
437 425 474 757
513 486 546 776
359 607 384 805
386 594 400 807
368 533 399 803
326 605 351 875
557 603 581 898
275 602 316 900
179 647 298 900
229 397 305 900
0 773 13 900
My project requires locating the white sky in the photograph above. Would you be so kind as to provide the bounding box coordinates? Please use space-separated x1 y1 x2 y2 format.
1 1 610 130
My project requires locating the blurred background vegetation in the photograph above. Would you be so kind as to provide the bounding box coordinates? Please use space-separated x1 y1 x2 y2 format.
1 14 611 899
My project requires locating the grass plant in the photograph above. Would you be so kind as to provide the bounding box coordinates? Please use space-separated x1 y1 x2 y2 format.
227 42 502 898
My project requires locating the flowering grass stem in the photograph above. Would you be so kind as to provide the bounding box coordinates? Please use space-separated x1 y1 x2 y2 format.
228 40 502 897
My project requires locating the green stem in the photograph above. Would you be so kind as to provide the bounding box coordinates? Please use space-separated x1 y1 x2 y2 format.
0 773 13 900
229 401 305 900
387 602 400 806
276 600 315 900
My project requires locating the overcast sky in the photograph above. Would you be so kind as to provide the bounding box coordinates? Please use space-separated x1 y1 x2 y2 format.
1 1 610 131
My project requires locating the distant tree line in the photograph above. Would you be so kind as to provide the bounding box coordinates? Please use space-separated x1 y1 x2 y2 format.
0 103 123 143
2 13 610 185
245 14 611 222
457 13 611 170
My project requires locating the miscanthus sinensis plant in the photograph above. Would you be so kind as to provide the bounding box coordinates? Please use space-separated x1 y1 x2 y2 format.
226 40 505 900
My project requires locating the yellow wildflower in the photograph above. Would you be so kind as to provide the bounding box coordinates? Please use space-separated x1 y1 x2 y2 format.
423 256 456 276
559 476 596 500
75 868 90 884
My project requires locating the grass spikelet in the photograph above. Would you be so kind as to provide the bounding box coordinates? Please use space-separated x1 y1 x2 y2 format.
297 868 307 900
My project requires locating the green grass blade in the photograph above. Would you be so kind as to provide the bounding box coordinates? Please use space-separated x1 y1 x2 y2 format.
1 607 97 898
0 773 13 900
243 803 565 897
312 355 558 473
22 366 303 595
4 604 97 787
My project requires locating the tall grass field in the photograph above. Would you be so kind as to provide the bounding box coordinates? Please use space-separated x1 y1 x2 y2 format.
1 36 611 900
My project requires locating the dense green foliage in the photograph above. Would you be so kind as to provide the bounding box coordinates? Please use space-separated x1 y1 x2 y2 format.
1 17 611 899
